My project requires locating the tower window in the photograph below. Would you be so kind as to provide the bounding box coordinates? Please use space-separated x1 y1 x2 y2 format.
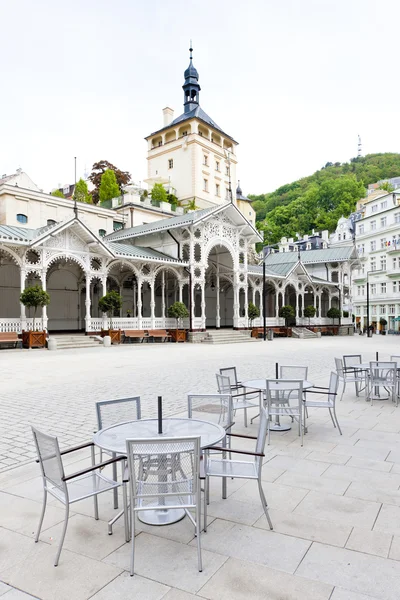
225 166 229 176
203 155 208 166
215 161 220 172
181 131 188 136
168 159 173 169
16 213 28 223
199 131 203 137
216 184 220 196
47 219 56 226
203 179 208 192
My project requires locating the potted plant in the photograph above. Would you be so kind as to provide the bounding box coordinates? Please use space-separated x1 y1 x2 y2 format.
303 305 316 326
379 317 387 335
248 302 260 333
98 290 123 344
327 307 341 324
20 285 50 348
168 301 189 342
279 305 295 336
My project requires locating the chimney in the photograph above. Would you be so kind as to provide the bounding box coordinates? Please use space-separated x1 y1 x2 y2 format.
163 107 174 127
321 230 329 241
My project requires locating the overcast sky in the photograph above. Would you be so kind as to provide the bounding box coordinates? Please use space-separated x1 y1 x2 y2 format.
1 0 398 196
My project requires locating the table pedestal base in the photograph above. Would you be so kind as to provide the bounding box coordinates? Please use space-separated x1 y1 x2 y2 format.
138 502 186 526
269 423 292 432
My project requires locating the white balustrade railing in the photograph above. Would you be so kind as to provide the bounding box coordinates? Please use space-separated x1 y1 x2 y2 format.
0 318 46 333
251 317 285 327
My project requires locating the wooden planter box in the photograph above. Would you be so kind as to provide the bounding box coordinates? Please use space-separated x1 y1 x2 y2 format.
100 329 122 344
169 329 187 343
22 330 47 349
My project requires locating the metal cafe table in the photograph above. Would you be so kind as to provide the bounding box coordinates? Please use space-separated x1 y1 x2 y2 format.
93 418 225 525
242 379 314 431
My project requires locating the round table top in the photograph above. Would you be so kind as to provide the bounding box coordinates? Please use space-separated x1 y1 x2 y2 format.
243 379 314 390
93 418 226 454
356 362 400 370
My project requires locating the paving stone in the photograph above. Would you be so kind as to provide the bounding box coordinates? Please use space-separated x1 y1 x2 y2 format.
374 505 400 537
346 527 392 558
294 491 381 528
89 572 169 600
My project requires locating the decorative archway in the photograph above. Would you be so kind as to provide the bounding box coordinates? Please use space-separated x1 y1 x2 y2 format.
46 257 85 331
204 242 235 328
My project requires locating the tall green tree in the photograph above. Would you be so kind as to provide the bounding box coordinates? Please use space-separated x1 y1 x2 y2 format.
99 170 121 205
73 178 92 204
51 189 65 198
89 160 131 204
151 183 168 203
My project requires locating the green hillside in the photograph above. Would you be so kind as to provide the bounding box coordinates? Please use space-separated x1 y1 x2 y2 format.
250 153 400 244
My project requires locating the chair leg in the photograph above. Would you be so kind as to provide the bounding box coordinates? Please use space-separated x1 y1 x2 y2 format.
35 489 48 542
340 380 346 402
123 483 130 542
54 503 69 567
300 410 303 446
328 408 336 428
112 453 119 509
204 477 208 532
130 500 136 576
244 408 248 428
333 407 342 435
196 488 203 572
222 447 227 499
258 479 273 530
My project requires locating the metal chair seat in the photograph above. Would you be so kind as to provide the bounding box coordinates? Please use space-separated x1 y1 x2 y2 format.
205 457 258 479
48 471 120 504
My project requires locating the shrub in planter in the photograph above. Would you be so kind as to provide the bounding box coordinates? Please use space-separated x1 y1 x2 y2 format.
98 291 123 343
379 317 387 335
327 307 341 324
303 305 316 325
168 301 189 342
20 285 50 348
248 302 260 328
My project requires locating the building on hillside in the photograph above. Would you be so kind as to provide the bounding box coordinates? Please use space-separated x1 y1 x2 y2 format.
144 45 238 210
353 190 400 331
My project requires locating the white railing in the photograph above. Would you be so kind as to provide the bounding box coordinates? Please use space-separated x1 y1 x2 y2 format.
252 317 285 327
0 318 46 333
89 318 103 331
296 317 353 326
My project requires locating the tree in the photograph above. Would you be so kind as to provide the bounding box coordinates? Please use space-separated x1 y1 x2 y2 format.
51 189 65 198
303 305 316 325
379 317 387 333
279 305 295 328
98 290 122 330
151 183 167 203
248 302 260 327
99 170 120 205
73 178 92 204
379 181 395 192
327 307 341 324
168 301 189 332
88 160 131 204
185 198 199 212
20 285 50 330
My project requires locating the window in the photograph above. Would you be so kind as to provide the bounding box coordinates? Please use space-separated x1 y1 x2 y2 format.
395 213 400 224
389 305 396 314
357 244 364 254
215 184 220 196
215 161 220 172
181 131 188 136
225 188 230 200
361 285 365 295
370 284 376 295
158 141 162 146
203 155 208 166
358 224 364 234
225 166 229 176
380 238 386 249
203 179 208 192
372 305 377 315
113 221 123 231
343 233 346 240
370 258 376 271
393 281 398 293
380 257 387 271
99 229 106 237
357 286 361 296
370 220 376 231
393 257 397 269
380 305 386 314
16 214 27 223
338 234 341 241
168 159 173 169
47 219 56 226
381 217 387 227
381 201 387 209
372 205 378 213
370 240 376 251
381 283 386 294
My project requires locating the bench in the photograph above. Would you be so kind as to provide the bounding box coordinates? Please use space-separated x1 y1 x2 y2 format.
251 327 291 338
123 330 148 343
0 332 22 349
147 329 172 343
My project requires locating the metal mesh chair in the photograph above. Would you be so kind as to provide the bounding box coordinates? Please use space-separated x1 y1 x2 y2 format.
126 436 202 576
203 406 273 532
95 397 141 514
304 372 342 434
342 355 365 396
280 365 308 380
366 362 397 405
32 426 124 566
217 371 260 427
335 357 363 401
391 356 400 402
265 379 304 445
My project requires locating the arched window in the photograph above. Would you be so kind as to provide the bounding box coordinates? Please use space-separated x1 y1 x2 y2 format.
99 229 106 237
17 214 28 224
47 219 56 226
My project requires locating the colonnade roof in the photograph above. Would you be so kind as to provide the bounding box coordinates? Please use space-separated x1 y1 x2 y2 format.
110 241 185 265
265 246 357 266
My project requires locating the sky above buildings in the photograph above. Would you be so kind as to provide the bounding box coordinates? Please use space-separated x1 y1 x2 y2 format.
1 0 399 196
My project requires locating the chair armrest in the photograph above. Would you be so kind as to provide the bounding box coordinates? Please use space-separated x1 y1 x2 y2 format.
232 390 258 398
225 422 236 431
199 456 206 479
203 446 265 457
308 386 329 390
62 455 125 482
227 433 257 440
304 390 337 395
60 441 94 456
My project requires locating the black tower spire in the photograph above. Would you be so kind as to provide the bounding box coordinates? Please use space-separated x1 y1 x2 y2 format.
183 41 200 114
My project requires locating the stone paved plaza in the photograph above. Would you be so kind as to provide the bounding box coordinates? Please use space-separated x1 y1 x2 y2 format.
1 335 400 599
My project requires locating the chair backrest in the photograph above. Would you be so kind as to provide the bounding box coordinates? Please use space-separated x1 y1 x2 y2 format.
187 393 233 430
31 426 65 491
216 373 232 395
265 379 303 407
334 357 344 378
219 367 239 388
328 371 339 404
255 407 269 469
280 365 308 380
96 397 141 430
126 436 200 509
390 355 400 367
369 362 396 384
343 355 362 371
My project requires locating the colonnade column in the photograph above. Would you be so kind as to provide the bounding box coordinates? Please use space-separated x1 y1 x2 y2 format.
244 284 248 323
119 285 123 317
201 279 206 329
137 279 143 329
233 278 239 328
161 271 165 319
295 292 299 322
150 281 155 328
41 270 48 331
85 274 91 332
216 274 220 328
101 275 108 329
275 291 280 320
178 282 183 303
20 267 27 331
